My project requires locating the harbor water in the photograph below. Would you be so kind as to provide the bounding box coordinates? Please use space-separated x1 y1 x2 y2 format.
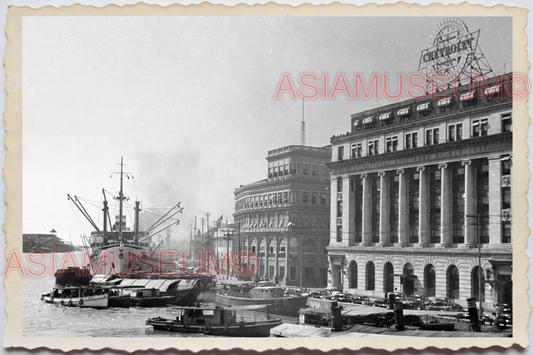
23 251 297 337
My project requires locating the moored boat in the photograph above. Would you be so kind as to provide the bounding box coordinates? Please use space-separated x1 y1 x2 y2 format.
146 305 282 336
215 280 308 316
41 286 109 309
130 288 175 307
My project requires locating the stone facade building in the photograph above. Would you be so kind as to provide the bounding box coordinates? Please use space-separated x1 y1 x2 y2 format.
327 74 513 308
233 145 331 287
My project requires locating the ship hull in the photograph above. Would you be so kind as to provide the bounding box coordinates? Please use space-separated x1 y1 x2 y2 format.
215 294 307 316
147 317 282 337
91 244 150 276
41 294 108 309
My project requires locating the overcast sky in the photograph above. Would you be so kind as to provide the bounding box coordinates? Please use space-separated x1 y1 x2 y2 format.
22 16 512 245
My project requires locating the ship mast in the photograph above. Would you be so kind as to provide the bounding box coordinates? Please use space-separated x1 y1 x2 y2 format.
118 157 125 244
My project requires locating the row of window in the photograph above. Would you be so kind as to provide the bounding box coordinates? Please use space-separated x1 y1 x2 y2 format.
246 238 328 255
339 114 511 159
236 190 329 211
268 163 328 179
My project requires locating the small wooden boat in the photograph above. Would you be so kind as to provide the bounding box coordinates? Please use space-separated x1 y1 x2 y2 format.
146 305 282 337
41 286 108 309
215 280 307 316
130 288 175 307
107 288 131 308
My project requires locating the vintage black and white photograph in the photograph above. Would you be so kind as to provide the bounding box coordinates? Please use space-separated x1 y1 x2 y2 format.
4 3 529 351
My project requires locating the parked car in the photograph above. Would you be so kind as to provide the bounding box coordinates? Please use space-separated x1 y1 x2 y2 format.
492 303 512 315
328 293 355 303
426 301 464 312
495 312 512 329
433 297 454 304
455 312 493 325
403 295 427 309
308 291 328 299
352 296 371 305
324 286 340 294
372 298 390 308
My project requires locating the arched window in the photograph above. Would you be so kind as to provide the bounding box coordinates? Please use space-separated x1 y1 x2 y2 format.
447 265 460 300
384 262 394 293
349 261 358 288
250 239 257 254
303 239 316 254
259 238 266 255
268 239 275 255
279 239 287 255
366 261 375 290
289 238 298 254
424 264 436 297
471 266 484 301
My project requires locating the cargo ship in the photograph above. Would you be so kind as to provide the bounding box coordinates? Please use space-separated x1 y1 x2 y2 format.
68 158 183 276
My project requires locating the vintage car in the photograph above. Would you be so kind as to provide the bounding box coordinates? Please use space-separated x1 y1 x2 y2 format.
425 301 464 312
372 298 390 308
352 296 372 305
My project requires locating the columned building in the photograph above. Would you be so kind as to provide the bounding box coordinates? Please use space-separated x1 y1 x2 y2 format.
327 74 513 308
233 145 331 287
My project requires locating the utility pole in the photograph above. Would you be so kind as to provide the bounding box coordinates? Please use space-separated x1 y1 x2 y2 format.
194 216 197 257
213 220 219 265
200 218 206 248
205 212 211 257
189 224 193 256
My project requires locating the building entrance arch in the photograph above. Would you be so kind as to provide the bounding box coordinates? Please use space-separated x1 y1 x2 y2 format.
384 262 394 293
403 263 415 296
424 264 436 297
349 261 357 288
447 265 460 300
366 261 375 291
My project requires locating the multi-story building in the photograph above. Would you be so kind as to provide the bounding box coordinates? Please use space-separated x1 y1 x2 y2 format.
327 74 513 308
233 145 331 287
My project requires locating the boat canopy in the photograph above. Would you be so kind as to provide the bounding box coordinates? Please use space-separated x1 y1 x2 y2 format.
175 278 200 291
91 274 122 285
218 280 255 287
118 279 184 292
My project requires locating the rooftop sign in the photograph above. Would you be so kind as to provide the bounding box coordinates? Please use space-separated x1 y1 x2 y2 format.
419 18 492 89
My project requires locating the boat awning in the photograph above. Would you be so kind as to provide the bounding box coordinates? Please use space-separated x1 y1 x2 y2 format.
218 279 255 287
176 278 199 290
159 279 182 292
299 308 332 317
91 275 123 285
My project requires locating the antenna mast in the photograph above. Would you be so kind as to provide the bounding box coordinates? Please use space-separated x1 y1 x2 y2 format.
300 98 306 146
